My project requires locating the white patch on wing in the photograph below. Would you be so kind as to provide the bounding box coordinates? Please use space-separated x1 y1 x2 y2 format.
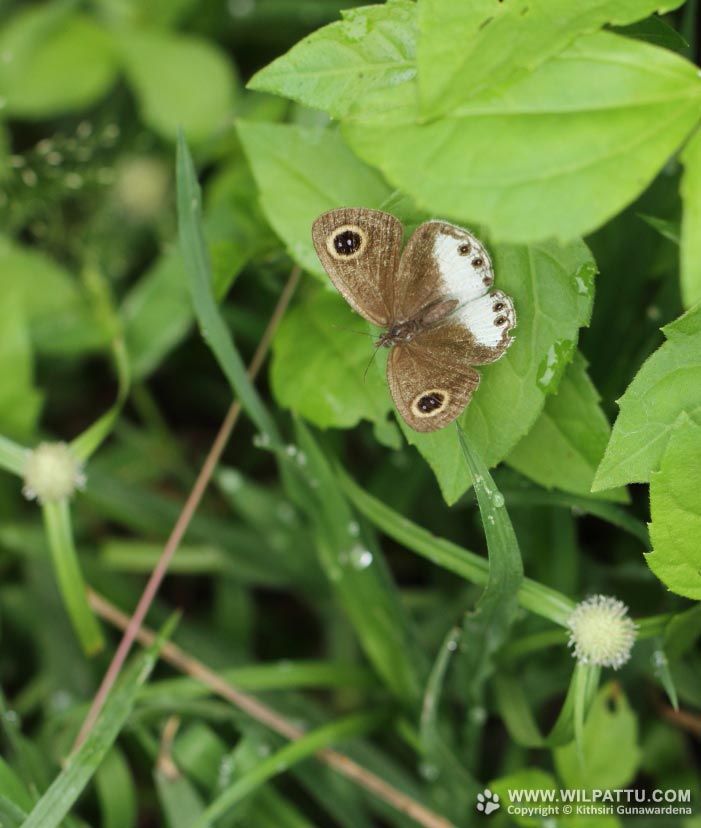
433 228 493 304
456 291 516 348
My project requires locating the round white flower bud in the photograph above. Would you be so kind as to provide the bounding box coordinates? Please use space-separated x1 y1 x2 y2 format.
22 442 86 504
566 594 637 670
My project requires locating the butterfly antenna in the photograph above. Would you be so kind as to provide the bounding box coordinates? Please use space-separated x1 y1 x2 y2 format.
331 324 375 338
363 346 379 383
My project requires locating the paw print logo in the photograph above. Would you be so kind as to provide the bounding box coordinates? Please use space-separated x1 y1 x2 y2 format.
476 789 500 815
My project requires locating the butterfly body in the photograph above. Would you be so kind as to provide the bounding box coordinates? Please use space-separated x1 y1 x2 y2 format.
312 208 516 432
375 298 458 348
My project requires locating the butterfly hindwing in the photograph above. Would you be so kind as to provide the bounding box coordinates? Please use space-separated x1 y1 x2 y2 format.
311 208 403 327
393 221 494 321
387 337 481 432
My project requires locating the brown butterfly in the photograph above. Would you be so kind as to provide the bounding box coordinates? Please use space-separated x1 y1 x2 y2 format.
311 208 516 432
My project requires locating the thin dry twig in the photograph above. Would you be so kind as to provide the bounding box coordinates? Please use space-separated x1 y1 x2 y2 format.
88 590 457 828
659 703 701 739
74 266 301 750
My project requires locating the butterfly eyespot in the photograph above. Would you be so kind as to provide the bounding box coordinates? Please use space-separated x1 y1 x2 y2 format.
471 257 484 268
483 276 493 285
412 389 450 417
493 302 505 312
458 242 471 255
326 224 366 260
495 315 508 326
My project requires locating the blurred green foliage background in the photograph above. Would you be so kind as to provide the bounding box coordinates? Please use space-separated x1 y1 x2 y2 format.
0 1 700 826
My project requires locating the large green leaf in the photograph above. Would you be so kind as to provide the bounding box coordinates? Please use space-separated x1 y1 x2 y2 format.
237 121 390 277
402 240 595 504
271 290 390 428
344 31 701 243
122 248 191 380
554 682 640 789
0 237 105 355
507 351 626 502
0 6 117 117
118 30 237 143
417 0 687 117
647 416 701 600
593 305 701 490
680 128 701 308
248 0 416 118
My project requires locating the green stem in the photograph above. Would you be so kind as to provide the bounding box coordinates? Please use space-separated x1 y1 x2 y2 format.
42 499 104 655
0 435 28 477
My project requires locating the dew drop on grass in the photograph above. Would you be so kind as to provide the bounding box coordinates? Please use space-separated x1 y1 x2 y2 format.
469 706 487 725
220 468 243 491
491 492 505 508
419 762 440 781
218 756 234 787
348 545 373 570
347 520 360 537
50 690 73 713
253 433 270 448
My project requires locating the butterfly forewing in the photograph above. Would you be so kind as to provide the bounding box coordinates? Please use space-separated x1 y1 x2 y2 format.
311 208 403 327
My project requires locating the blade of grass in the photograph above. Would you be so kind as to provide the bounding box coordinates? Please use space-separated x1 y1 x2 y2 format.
154 768 206 828
70 258 131 461
338 467 574 626
176 129 280 445
456 425 523 693
0 434 28 476
0 795 27 827
0 756 33 813
71 335 130 462
418 625 476 822
72 261 300 750
194 710 388 828
89 589 457 828
42 499 104 655
651 642 679 711
22 616 177 828
94 748 137 828
295 420 424 705
139 660 376 704
573 662 601 760
493 661 600 749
